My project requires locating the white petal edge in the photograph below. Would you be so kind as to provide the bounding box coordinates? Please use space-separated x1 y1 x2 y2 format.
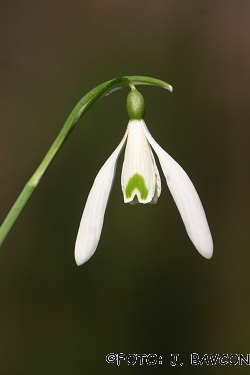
149 147 161 204
142 120 213 259
75 129 128 265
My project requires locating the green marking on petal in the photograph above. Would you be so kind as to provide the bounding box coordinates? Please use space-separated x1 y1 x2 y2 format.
125 173 148 200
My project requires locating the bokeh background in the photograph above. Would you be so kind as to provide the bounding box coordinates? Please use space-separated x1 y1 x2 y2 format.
0 0 250 374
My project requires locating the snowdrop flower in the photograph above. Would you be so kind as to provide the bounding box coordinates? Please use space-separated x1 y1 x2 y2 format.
75 88 213 265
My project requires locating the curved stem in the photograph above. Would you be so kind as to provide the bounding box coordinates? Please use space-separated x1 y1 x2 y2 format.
0 75 172 246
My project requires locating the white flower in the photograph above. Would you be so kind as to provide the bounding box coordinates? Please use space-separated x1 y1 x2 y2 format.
75 89 213 265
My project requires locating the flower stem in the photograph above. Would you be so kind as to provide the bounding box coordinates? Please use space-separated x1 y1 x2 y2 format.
0 76 172 247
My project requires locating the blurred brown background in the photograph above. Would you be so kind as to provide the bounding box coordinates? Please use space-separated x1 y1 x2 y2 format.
0 0 250 374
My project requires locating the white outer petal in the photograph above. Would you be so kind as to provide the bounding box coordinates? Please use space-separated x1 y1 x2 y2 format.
142 121 213 259
75 129 128 265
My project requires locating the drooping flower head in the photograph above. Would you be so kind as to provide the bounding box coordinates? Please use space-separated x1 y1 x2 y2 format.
75 87 213 265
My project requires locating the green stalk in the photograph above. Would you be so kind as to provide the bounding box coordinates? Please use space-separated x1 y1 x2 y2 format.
0 76 172 246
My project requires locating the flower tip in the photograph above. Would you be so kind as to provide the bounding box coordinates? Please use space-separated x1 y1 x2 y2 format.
75 236 98 266
197 238 213 260
75 257 83 266
75 246 97 265
74 251 88 266
202 249 213 260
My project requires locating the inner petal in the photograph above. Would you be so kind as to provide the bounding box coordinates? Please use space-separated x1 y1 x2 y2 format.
121 120 161 204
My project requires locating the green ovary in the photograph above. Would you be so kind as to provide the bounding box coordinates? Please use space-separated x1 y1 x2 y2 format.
125 173 148 200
